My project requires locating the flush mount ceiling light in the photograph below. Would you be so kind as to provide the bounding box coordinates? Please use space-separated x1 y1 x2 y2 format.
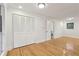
37 3 46 9
19 5 22 9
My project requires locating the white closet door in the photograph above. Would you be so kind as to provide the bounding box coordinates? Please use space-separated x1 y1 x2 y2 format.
13 14 35 48
13 14 47 48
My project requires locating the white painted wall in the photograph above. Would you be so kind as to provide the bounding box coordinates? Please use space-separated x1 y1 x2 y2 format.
52 17 79 39
4 7 53 50
62 17 79 38
53 20 63 38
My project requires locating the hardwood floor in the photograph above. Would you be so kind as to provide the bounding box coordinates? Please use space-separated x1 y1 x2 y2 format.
7 37 79 56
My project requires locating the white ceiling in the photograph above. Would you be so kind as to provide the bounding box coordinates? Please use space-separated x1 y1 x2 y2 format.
7 3 79 19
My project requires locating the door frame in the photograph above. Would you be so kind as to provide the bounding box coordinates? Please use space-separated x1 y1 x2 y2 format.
47 20 54 40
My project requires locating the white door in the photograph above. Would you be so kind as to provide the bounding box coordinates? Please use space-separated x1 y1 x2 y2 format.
13 14 35 48
13 14 47 48
47 20 54 40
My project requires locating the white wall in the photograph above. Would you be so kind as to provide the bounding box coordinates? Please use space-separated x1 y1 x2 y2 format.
4 6 53 50
52 16 79 39
53 20 63 38
62 17 79 38
53 16 79 39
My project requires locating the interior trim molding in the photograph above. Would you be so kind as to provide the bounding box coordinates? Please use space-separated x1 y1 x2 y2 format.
1 50 8 56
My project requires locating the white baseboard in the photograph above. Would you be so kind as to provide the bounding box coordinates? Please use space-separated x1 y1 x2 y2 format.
1 50 8 56
63 35 79 39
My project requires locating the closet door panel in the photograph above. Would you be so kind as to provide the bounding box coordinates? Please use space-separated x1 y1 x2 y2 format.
13 14 47 48
13 15 29 48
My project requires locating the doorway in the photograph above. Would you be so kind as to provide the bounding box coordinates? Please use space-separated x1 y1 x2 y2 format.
47 20 54 40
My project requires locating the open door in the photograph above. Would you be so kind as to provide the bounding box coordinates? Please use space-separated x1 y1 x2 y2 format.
47 20 54 40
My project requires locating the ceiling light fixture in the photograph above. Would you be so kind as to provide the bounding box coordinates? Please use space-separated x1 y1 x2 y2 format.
19 6 22 9
37 3 46 9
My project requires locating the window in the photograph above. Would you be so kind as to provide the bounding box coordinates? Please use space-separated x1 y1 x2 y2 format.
67 23 74 29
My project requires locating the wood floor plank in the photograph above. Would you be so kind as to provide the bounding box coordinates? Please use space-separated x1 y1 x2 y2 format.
7 37 79 56
7 48 21 56
19 46 35 56
26 44 52 56
39 43 64 56
29 44 54 56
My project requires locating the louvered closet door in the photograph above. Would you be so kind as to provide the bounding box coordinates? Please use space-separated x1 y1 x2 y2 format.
13 14 35 48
